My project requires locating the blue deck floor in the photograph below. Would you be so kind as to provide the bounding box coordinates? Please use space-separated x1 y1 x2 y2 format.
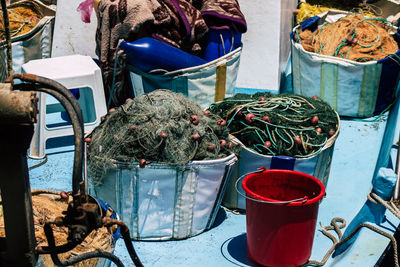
28 99 400 266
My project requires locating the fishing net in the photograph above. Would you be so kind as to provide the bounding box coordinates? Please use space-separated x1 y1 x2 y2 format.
306 0 363 7
87 89 238 185
208 93 339 158
0 1 44 41
0 190 114 267
296 2 376 24
0 50 6 82
296 13 399 62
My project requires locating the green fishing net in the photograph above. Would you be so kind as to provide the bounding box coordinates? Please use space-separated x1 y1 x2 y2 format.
87 89 238 185
208 93 339 158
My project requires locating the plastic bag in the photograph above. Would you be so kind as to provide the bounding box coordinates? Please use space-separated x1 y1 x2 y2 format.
77 0 94 23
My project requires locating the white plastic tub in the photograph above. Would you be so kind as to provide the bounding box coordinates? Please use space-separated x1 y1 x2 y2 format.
90 154 237 240
223 113 340 210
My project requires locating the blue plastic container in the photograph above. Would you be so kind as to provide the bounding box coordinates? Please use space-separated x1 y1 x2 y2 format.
203 29 242 61
60 88 80 122
120 38 207 73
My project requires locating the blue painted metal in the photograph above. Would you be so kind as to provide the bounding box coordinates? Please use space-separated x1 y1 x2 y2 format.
26 98 400 266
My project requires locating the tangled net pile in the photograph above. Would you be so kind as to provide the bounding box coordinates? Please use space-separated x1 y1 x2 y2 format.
0 191 114 267
296 13 399 62
0 2 43 40
209 93 339 158
88 90 237 185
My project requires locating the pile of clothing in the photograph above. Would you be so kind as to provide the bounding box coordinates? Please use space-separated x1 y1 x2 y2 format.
95 0 247 106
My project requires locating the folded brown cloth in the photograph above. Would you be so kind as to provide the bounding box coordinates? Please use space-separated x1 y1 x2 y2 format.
95 0 246 107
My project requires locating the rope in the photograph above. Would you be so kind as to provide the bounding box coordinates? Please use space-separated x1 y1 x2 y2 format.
353 102 392 122
108 40 123 109
306 218 346 266
306 218 399 267
297 13 398 62
336 223 399 267
305 192 400 266
368 192 400 219
28 155 48 170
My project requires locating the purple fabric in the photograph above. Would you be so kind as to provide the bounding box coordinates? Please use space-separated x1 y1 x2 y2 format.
202 10 246 33
209 25 230 31
170 0 191 39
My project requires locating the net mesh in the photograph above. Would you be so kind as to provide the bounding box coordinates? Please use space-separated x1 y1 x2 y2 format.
209 93 339 158
0 191 114 267
0 49 7 82
296 13 399 62
0 2 44 41
87 90 238 185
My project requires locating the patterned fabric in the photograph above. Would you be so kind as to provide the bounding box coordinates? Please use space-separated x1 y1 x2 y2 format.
95 0 246 107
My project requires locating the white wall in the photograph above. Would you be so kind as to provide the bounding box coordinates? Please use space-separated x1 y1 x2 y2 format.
236 0 297 92
51 0 98 58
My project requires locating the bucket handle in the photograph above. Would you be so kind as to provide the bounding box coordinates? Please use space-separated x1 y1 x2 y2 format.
235 167 309 205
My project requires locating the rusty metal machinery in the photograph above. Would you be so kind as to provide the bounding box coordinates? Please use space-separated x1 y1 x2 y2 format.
0 81 39 266
0 82 38 124
0 74 143 267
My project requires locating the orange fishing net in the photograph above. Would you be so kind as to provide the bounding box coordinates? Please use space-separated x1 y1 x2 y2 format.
0 191 114 267
0 5 43 41
296 13 399 62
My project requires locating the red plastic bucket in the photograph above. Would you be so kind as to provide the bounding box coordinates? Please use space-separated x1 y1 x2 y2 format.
242 168 325 267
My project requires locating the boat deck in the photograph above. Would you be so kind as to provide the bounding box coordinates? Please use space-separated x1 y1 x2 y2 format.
27 95 400 266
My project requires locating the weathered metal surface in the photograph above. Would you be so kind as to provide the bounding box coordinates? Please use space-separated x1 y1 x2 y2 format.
0 82 38 124
0 124 36 266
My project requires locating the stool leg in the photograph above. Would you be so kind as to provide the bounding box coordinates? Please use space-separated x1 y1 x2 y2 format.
28 92 46 159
